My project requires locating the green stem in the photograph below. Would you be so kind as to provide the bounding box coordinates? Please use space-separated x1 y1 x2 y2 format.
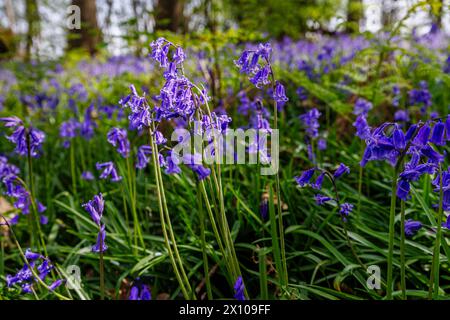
357 145 364 222
400 200 406 300
148 129 191 299
26 132 47 255
126 156 144 252
429 166 444 299
99 235 105 300
70 140 77 198
267 63 288 289
386 166 399 300
198 185 212 299
200 181 230 278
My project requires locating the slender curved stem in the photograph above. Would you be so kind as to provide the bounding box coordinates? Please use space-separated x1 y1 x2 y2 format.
0 215 70 300
429 165 443 299
400 200 406 300
386 166 399 300
198 184 212 299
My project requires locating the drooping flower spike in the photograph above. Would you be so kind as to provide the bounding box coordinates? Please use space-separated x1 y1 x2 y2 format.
107 127 130 158
6 250 62 295
0 117 45 157
83 193 108 253
96 162 122 182
295 164 353 221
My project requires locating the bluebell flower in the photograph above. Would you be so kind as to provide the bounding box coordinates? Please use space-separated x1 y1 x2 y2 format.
396 179 411 201
0 116 23 128
81 171 94 180
317 138 327 151
0 117 45 157
92 224 108 253
256 42 272 60
299 108 320 139
404 219 422 236
295 168 316 187
333 163 350 179
311 172 325 190
129 282 152 300
79 105 96 140
273 81 288 109
314 194 332 205
259 199 268 220
107 127 130 158
173 46 186 65
394 110 409 122
59 119 79 148
154 131 167 145
25 249 42 261
392 85 401 107
442 215 450 229
353 115 371 140
40 215 48 225
409 81 432 115
82 193 104 226
339 203 353 219
353 98 372 116
392 125 406 150
150 38 170 68
165 151 181 175
296 86 308 101
249 64 271 88
96 162 122 182
49 279 63 291
430 121 445 146
360 123 398 167
6 254 61 295
136 145 152 170
446 117 450 141
233 276 245 301
432 169 450 210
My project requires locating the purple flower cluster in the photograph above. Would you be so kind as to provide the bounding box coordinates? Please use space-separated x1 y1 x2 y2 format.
361 119 450 202
128 279 152 300
300 109 321 139
0 117 45 157
107 127 130 158
295 164 352 220
235 43 273 89
0 156 47 223
6 249 62 294
352 98 373 141
59 106 97 148
432 168 450 211
96 162 122 182
82 193 107 253
353 98 372 116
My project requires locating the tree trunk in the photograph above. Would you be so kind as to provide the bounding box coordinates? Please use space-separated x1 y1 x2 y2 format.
5 0 16 30
67 0 102 55
382 0 398 30
154 0 185 33
25 0 40 61
346 0 363 33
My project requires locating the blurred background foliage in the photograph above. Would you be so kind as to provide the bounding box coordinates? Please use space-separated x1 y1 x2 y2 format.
0 0 448 60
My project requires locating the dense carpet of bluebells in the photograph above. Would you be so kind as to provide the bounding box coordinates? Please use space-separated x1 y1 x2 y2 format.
0 27 450 300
